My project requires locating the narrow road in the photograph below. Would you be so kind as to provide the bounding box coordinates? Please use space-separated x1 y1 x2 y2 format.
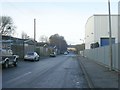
2 54 88 88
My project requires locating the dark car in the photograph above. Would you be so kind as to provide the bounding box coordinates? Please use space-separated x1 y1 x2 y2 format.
50 52 56 57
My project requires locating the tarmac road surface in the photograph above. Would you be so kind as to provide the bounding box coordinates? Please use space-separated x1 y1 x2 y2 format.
2 54 88 88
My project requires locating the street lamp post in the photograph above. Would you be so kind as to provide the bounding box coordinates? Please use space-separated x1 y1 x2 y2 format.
108 0 113 70
34 18 36 52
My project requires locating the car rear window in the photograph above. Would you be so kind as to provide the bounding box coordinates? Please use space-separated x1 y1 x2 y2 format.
27 52 34 55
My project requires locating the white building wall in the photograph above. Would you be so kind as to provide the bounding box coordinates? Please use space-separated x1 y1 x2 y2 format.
85 15 118 49
85 16 94 49
94 15 118 45
94 15 109 43
111 16 118 43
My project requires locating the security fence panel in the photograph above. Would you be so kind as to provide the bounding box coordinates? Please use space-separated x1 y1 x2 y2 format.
118 43 120 70
90 49 93 60
99 47 104 63
104 46 109 67
94 49 97 60
83 43 119 71
90 49 94 59
94 48 98 61
94 48 97 61
92 49 95 60
84 49 88 57
112 44 117 69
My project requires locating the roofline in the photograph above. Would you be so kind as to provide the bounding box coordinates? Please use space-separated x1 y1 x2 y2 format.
85 15 94 28
93 14 120 16
85 14 120 28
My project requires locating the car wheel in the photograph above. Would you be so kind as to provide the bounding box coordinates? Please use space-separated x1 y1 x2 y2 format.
38 57 40 61
34 57 37 61
4 61 9 68
14 61 17 67
36 57 39 61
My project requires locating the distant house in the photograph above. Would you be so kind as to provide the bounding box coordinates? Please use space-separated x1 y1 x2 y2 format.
36 42 58 56
2 35 23 49
36 42 49 56
1 35 36 59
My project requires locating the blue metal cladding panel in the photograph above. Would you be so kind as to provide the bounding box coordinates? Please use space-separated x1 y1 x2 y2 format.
100 38 115 46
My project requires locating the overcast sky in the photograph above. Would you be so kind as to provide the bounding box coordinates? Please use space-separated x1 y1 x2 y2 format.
1 0 119 45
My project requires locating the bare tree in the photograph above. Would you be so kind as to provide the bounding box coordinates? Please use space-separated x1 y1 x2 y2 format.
39 35 48 42
0 16 16 35
21 32 29 39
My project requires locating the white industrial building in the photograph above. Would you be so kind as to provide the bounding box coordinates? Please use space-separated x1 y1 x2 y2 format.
85 14 119 49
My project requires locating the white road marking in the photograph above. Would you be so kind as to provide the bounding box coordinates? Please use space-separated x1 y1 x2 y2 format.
6 72 32 84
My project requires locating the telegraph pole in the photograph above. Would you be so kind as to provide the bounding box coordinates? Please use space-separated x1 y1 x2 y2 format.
108 0 113 70
34 18 36 51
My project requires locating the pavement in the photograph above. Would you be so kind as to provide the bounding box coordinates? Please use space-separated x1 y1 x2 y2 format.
77 55 119 89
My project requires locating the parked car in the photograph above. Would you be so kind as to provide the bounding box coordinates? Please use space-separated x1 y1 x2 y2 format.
64 52 68 55
50 52 56 57
24 52 40 61
0 49 19 68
